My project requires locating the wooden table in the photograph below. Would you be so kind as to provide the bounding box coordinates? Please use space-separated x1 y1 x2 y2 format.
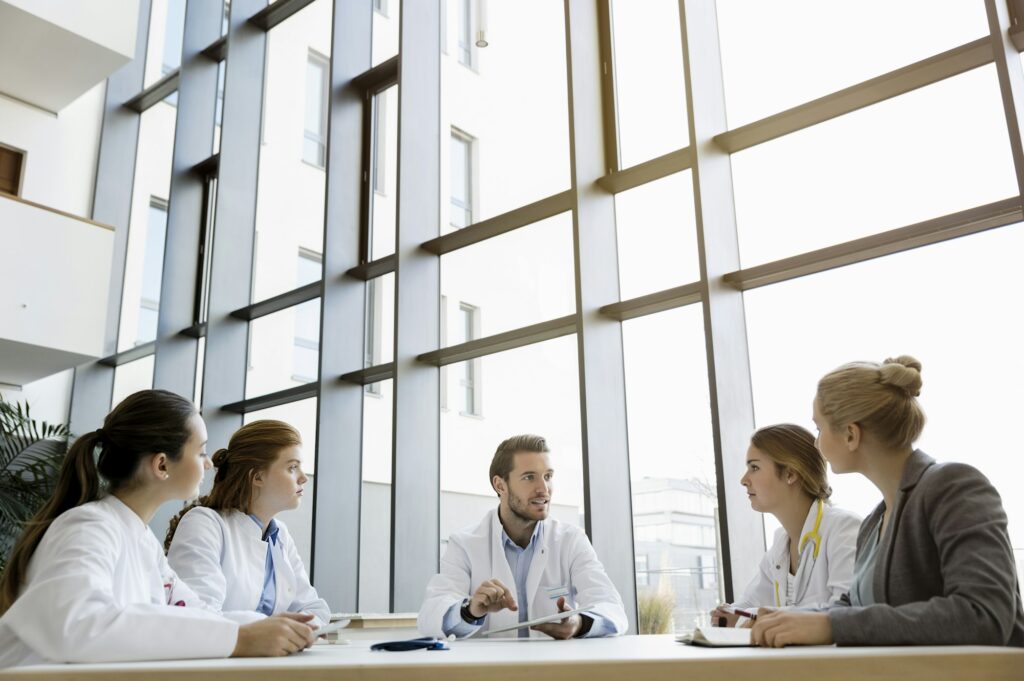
2 628 1021 681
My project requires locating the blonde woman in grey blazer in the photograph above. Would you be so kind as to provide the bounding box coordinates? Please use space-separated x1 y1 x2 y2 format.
751 356 1024 647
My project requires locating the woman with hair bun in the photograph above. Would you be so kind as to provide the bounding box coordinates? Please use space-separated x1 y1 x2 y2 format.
0 391 317 667
711 424 860 626
752 356 1024 647
165 420 329 626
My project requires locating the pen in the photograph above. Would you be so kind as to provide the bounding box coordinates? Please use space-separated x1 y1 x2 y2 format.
719 604 757 621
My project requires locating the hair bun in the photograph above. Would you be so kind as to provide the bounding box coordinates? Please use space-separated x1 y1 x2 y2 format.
879 355 923 397
211 447 230 467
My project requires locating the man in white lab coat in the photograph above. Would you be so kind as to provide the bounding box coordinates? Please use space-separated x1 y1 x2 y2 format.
418 435 627 639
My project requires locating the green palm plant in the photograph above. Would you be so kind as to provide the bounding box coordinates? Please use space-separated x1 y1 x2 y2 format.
0 395 69 576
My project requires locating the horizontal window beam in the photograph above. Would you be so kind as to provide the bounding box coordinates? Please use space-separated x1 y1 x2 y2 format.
248 0 318 31
221 382 319 414
596 147 693 194
352 55 398 93
191 153 219 178
340 361 395 385
229 281 321 322
201 35 227 61
417 315 577 367
123 70 180 113
722 197 1022 291
715 37 993 154
97 341 156 367
421 190 575 256
179 322 207 339
346 254 396 280
600 282 703 321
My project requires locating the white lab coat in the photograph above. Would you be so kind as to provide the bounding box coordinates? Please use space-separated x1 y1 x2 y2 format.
0 495 238 667
166 507 330 626
418 508 628 638
733 500 861 612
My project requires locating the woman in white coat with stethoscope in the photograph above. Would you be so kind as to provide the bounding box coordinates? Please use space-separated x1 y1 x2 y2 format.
712 424 861 626
165 420 329 626
0 390 317 667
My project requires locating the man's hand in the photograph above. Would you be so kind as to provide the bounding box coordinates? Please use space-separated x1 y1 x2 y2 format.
751 611 833 648
532 596 583 640
468 578 518 618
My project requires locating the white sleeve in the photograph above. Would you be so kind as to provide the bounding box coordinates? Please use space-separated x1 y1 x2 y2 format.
822 513 859 606
568 530 628 636
417 538 474 639
279 525 331 626
166 508 265 625
4 517 238 663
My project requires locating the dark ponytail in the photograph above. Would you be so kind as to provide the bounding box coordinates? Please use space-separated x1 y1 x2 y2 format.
0 389 197 614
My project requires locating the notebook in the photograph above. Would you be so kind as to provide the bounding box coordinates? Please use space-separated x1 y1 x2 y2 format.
676 627 752 647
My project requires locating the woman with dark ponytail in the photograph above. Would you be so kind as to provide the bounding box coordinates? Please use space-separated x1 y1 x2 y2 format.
166 420 329 625
0 390 317 667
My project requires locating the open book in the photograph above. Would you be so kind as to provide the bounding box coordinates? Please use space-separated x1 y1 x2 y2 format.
676 627 752 647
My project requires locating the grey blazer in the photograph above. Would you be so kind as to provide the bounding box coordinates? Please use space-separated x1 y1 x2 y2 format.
829 450 1024 646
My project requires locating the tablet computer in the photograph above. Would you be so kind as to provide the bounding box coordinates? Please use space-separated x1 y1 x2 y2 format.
480 608 589 636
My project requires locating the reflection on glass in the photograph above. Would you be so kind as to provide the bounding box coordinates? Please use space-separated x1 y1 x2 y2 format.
717 0 989 127
252 0 331 303
732 66 1016 267
213 60 225 155
622 306 719 634
194 336 206 407
119 103 178 350
440 335 585 552
135 201 168 344
144 0 187 88
744 224 1024 552
370 86 398 261
112 355 155 410
243 397 318 565
246 299 321 398
440 212 575 338
615 171 698 300
372 0 400 67
360 378 393 611
442 0 570 225
610 0 688 168
365 272 395 372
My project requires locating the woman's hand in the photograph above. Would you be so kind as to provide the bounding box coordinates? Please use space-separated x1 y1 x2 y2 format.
751 611 833 647
233 613 317 657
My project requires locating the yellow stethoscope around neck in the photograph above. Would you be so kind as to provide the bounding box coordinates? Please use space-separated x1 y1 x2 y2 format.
774 498 825 607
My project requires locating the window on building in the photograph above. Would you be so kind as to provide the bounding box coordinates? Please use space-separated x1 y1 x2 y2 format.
635 555 649 588
450 129 474 230
304 52 329 168
699 554 718 591
292 252 322 382
0 145 24 196
137 199 168 345
458 303 480 415
364 277 384 395
458 0 474 67
297 247 322 288
373 94 388 195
